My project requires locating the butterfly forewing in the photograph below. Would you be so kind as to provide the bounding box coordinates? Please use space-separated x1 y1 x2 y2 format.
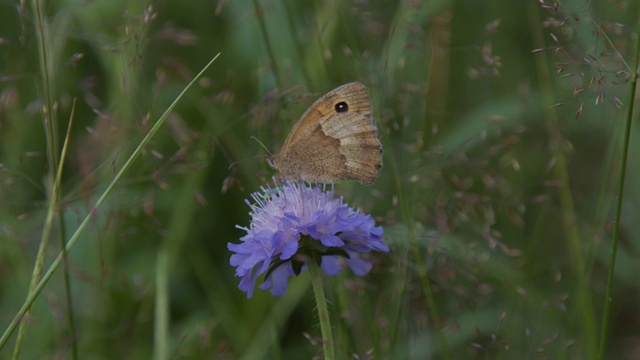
281 82 371 149
272 82 382 184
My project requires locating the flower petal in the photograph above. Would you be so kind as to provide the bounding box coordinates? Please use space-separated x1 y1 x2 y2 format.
320 255 344 275
228 179 389 298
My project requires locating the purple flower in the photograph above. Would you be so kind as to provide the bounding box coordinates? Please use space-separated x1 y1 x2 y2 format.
228 180 389 298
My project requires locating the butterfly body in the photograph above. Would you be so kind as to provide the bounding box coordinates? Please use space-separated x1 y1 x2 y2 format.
269 82 382 185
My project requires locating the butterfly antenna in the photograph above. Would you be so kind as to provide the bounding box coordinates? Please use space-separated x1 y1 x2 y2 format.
228 154 267 170
228 137 273 170
250 136 273 156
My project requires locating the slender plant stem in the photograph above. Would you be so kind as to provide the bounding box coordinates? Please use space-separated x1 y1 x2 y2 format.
13 1 75 357
384 146 451 359
12 102 77 359
526 3 599 356
251 0 282 88
57 101 78 360
598 19 640 360
308 261 335 360
0 53 220 351
154 248 169 360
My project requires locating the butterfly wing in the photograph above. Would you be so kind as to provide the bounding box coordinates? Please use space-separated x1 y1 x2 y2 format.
273 82 382 184
281 82 371 149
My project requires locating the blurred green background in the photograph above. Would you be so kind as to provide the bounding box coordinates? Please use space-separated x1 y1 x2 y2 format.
1 0 639 358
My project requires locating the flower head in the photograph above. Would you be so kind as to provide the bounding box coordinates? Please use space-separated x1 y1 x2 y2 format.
228 180 389 298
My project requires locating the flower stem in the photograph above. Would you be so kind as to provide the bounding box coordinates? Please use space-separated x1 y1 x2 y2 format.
308 261 335 360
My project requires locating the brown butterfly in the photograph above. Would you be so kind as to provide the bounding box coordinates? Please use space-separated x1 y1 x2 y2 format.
268 82 382 185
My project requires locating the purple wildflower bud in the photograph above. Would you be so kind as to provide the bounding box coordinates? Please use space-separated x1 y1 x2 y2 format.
228 180 389 298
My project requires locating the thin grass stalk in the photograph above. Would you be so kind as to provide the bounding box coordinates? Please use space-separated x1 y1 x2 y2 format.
384 156 409 354
153 144 211 358
597 18 640 360
0 54 221 350
282 0 312 85
12 100 76 359
387 153 451 359
154 248 170 360
308 0 331 82
526 3 598 357
380 3 414 86
252 0 282 88
57 100 78 360
380 4 450 357
12 0 74 357
32 0 59 169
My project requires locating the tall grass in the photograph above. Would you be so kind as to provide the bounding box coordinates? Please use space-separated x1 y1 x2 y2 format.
0 0 638 358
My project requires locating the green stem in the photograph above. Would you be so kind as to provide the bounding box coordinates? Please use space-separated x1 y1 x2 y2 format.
12 0 63 357
251 0 281 87
308 261 334 360
154 248 169 360
387 151 450 359
0 53 220 351
597 18 640 360
527 3 598 356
